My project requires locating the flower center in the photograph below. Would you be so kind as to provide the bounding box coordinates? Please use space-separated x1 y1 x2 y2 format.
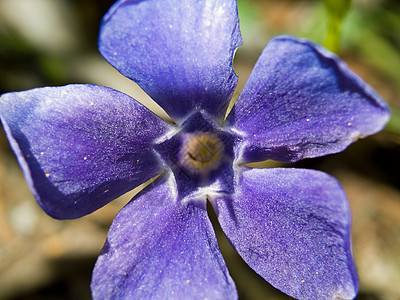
178 131 224 175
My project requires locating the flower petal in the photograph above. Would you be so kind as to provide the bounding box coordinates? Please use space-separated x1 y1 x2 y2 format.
211 168 358 300
0 84 171 219
91 174 237 299
230 35 390 163
99 0 242 122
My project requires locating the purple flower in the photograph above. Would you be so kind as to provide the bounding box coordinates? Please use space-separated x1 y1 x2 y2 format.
0 0 390 299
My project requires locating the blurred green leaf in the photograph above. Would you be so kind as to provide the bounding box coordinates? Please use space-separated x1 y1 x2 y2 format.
324 0 351 53
359 30 400 85
39 55 69 85
385 108 400 135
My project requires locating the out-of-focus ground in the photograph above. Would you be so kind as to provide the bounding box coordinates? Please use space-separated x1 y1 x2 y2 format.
0 0 399 299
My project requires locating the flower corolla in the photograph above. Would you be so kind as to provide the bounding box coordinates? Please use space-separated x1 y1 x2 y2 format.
0 0 390 299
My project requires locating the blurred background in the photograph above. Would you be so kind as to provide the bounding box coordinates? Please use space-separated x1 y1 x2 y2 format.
0 0 399 299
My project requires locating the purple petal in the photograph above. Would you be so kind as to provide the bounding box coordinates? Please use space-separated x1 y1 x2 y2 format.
99 0 242 122
211 168 358 299
230 35 390 163
91 174 237 299
0 84 171 219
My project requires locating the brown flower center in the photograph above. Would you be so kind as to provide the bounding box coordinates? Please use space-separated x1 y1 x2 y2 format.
178 131 224 175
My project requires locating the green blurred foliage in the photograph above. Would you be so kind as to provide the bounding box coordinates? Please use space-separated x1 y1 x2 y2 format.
324 0 351 53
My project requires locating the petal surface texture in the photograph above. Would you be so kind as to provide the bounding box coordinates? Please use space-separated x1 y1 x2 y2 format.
0 85 171 219
213 168 358 300
99 0 242 122
231 35 390 163
91 174 237 299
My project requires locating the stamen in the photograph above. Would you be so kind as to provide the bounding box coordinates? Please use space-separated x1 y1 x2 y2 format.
178 131 224 176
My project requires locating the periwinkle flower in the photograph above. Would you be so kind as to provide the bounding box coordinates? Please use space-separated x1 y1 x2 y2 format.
0 0 390 299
